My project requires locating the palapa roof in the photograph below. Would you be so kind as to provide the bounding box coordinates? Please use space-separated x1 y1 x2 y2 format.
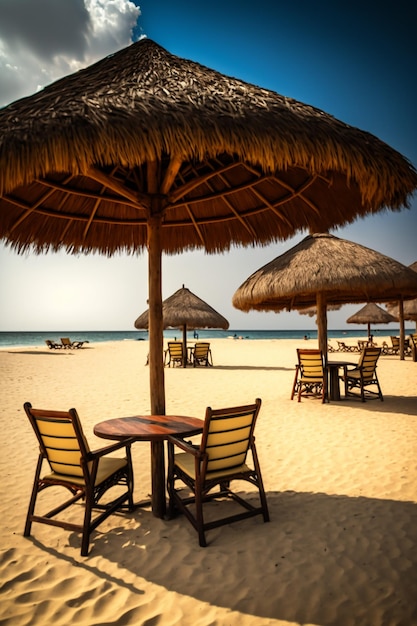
232 233 417 312
0 38 416 256
346 302 397 325
134 286 229 330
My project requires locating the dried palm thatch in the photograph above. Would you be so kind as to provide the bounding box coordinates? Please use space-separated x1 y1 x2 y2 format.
1 38 416 257
346 302 397 338
134 285 229 366
134 286 229 331
1 38 416 416
232 233 417 358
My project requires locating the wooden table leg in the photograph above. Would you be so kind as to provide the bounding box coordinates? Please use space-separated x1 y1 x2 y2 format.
328 366 341 401
150 440 166 518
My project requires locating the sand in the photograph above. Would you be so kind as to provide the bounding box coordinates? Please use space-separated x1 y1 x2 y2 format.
0 337 416 626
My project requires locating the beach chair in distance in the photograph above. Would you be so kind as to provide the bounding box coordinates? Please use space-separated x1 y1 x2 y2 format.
60 337 86 349
23 402 134 556
410 334 417 362
164 341 184 367
291 348 327 403
191 342 213 367
45 339 62 349
390 336 400 354
167 398 269 547
343 347 383 402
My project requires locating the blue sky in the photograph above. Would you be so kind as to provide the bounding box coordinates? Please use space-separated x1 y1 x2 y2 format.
0 1 416 331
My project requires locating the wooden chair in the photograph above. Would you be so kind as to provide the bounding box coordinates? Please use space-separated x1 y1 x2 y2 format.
337 340 360 353
410 334 417 362
45 339 62 349
164 341 184 367
167 398 269 547
191 342 213 367
23 402 134 556
343 347 383 402
60 337 86 349
390 336 400 354
291 349 326 403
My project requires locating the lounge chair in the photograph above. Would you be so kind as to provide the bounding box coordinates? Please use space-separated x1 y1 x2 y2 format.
45 339 62 349
23 402 134 556
164 341 185 367
167 398 269 547
60 337 86 349
337 340 360 353
410 334 417 362
191 342 213 367
291 348 327 403
343 347 383 402
390 336 400 354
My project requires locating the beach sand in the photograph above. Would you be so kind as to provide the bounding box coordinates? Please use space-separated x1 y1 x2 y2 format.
0 338 416 626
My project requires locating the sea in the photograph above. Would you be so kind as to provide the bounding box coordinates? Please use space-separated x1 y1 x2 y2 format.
0 328 413 348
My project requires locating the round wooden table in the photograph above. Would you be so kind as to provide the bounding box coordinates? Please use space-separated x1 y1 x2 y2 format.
94 414 203 518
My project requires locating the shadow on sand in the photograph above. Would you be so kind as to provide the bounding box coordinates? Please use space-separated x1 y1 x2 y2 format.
30 489 417 626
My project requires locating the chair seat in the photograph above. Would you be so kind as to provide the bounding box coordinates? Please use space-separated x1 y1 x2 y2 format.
175 452 251 481
42 456 128 487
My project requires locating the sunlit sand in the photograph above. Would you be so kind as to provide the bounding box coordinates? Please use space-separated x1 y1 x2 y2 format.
0 338 416 625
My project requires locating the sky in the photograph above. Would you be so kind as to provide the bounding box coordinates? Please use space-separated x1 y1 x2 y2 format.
0 0 416 332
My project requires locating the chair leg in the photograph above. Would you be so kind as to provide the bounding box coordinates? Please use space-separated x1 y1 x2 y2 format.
126 447 135 511
194 484 207 547
290 367 299 400
24 455 43 537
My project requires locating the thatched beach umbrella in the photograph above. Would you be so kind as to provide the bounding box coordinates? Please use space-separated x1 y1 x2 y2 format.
232 233 417 360
346 302 397 339
1 38 416 418
134 285 229 366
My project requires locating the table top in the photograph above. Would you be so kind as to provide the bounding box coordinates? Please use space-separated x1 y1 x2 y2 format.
94 414 204 441
327 359 357 367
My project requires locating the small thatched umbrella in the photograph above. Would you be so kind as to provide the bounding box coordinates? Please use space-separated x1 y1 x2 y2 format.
346 302 397 340
1 38 416 419
387 262 417 332
134 285 229 366
232 233 417 360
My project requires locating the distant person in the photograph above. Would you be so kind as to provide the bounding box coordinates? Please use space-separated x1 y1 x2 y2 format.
193 330 199 339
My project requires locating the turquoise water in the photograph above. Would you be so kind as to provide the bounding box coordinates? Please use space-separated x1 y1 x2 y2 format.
0 328 412 348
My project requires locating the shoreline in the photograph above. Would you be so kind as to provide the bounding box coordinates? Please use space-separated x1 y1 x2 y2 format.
1 327 415 351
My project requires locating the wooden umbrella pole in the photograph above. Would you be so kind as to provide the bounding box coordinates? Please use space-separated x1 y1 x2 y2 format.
182 324 187 367
148 212 165 416
316 291 328 363
399 299 405 360
147 210 168 519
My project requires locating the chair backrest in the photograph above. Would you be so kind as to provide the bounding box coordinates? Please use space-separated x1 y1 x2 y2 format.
61 337 72 347
390 336 400 348
297 349 324 379
193 342 210 358
24 403 90 478
168 341 183 357
357 347 381 380
199 399 261 477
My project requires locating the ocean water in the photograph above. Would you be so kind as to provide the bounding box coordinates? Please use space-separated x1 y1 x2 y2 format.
0 328 412 348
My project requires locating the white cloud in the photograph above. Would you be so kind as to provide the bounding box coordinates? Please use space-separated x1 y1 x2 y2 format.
0 0 141 106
